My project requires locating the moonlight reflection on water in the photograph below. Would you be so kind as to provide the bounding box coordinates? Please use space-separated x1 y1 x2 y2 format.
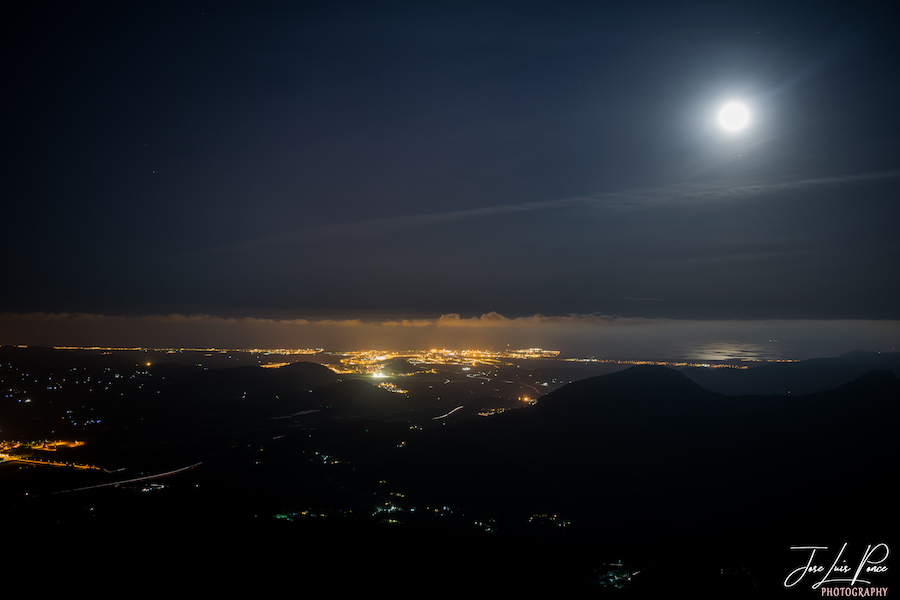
680 340 786 362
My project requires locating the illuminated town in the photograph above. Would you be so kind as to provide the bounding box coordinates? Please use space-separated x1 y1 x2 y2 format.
0 439 100 470
43 345 791 372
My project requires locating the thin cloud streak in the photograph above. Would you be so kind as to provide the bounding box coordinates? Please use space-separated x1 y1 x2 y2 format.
214 195 596 254
213 170 900 253
308 169 900 232
655 170 900 203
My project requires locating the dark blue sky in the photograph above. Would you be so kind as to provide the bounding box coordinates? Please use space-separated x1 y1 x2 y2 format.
4 1 899 332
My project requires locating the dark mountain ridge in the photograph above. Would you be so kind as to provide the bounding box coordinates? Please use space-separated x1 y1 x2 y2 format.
384 365 899 555
680 349 900 395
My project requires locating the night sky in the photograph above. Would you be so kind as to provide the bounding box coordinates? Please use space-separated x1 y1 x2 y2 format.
3 1 899 356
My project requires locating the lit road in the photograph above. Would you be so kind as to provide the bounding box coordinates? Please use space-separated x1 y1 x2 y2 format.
0 453 100 471
52 462 203 494
466 373 542 397
432 406 464 420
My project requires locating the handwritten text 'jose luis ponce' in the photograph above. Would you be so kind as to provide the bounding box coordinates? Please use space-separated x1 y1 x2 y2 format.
784 543 890 590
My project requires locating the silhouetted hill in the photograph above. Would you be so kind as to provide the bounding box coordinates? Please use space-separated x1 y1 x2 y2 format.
308 379 418 419
274 361 341 387
681 350 900 395
538 363 718 416
152 360 339 399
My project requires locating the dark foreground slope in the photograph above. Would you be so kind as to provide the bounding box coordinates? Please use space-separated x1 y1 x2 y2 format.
387 365 898 557
5 358 896 596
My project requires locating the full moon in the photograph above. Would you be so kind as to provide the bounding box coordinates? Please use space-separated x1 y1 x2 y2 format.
718 102 750 131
